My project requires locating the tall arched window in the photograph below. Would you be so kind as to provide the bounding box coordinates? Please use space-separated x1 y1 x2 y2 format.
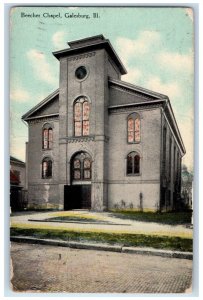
127 152 140 175
74 97 90 137
127 113 140 143
72 152 91 181
42 157 52 179
42 124 53 149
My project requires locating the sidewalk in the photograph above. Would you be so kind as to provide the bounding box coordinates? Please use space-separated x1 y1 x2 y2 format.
10 210 193 238
10 210 193 258
10 235 193 259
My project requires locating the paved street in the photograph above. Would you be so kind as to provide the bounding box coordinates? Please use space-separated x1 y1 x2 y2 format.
10 242 192 294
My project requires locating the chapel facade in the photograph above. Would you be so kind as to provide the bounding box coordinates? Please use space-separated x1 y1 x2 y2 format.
22 35 186 212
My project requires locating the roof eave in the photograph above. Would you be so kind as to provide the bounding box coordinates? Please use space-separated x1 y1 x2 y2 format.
22 89 59 121
165 100 186 155
53 41 127 75
109 77 169 100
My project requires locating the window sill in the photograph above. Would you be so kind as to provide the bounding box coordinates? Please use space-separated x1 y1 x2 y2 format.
126 173 141 177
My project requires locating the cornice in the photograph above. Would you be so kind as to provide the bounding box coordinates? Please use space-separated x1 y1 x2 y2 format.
68 51 96 61
22 89 59 121
108 102 164 114
28 115 59 124
109 77 168 100
61 136 95 143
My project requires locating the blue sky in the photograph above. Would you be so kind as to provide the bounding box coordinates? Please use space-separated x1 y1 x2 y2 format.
10 6 194 170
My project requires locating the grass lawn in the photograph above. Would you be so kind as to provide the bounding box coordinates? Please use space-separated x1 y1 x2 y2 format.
10 226 193 252
110 210 192 225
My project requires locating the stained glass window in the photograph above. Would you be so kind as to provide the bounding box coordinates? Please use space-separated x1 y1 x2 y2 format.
127 152 140 175
83 121 89 136
127 113 140 143
42 158 52 178
83 101 90 120
74 170 81 180
72 153 91 181
42 124 53 149
43 129 48 149
84 158 91 169
48 129 53 148
74 97 90 137
74 159 81 169
128 118 134 143
135 118 140 142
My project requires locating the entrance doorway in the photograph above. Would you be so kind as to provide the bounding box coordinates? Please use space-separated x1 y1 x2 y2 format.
64 185 91 210
64 151 92 210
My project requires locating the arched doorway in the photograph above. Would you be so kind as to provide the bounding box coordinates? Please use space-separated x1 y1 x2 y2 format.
64 152 92 210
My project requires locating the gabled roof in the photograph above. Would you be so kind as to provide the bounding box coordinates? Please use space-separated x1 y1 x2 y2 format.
22 89 59 121
109 77 169 100
10 155 25 167
10 156 25 164
108 78 185 155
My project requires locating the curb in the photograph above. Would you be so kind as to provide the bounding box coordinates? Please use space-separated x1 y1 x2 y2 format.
10 236 193 260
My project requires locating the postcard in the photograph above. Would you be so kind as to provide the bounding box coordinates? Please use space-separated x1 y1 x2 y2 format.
10 6 194 294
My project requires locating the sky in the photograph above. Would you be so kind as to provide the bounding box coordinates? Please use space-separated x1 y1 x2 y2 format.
10 6 194 171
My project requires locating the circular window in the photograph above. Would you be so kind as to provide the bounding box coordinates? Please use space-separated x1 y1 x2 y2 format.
75 66 88 80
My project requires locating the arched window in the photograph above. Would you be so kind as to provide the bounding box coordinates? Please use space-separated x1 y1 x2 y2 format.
74 97 90 137
72 152 91 181
127 113 140 143
42 124 53 149
127 152 140 175
42 157 52 179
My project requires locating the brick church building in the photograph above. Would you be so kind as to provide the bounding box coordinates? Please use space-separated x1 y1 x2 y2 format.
22 35 185 211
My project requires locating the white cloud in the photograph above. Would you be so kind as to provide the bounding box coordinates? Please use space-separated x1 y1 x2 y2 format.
10 87 31 103
116 31 161 64
27 49 57 86
52 31 66 49
146 76 182 99
157 50 194 74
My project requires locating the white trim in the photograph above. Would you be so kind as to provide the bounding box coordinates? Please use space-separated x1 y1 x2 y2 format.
109 77 168 99
108 99 165 109
25 113 59 121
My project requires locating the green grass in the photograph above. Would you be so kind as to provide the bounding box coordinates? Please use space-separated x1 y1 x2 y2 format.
10 227 193 252
111 211 192 225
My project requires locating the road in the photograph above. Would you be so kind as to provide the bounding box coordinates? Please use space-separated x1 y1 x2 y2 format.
10 242 192 293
